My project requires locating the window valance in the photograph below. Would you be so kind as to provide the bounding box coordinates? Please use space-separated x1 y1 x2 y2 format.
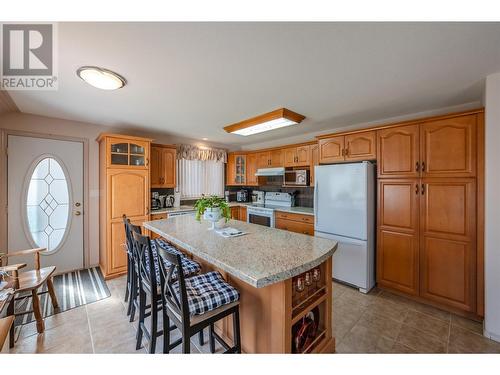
176 144 227 163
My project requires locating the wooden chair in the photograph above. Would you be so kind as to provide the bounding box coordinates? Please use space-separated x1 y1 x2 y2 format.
0 248 59 334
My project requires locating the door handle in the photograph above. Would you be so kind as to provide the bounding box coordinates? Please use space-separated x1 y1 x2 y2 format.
421 162 425 172
75 211 82 216
415 162 420 172
415 184 419 194
146 207 150 215
75 202 81 207
421 184 425 195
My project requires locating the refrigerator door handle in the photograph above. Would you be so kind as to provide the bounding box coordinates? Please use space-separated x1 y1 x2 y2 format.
314 181 319 225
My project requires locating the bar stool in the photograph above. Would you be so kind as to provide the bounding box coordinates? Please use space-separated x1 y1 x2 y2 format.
130 228 202 353
156 241 242 354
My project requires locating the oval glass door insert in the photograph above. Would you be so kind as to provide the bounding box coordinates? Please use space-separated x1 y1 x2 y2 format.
26 157 70 252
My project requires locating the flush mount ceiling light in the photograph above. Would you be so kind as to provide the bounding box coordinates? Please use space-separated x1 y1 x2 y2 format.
76 66 126 90
224 108 305 136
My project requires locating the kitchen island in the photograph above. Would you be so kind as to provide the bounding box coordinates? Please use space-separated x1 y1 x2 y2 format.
144 216 337 354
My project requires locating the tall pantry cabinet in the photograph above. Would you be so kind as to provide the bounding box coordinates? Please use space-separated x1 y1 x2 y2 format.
98 134 152 279
376 112 483 316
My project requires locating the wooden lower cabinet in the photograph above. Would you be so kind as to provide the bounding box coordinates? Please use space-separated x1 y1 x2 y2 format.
150 213 167 239
230 205 248 221
275 212 314 236
377 229 419 296
419 178 476 312
377 177 477 315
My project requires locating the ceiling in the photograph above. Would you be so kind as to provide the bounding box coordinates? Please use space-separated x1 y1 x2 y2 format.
9 22 500 148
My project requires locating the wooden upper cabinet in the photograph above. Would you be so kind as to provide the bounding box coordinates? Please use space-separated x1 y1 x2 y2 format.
283 148 296 167
150 146 162 186
105 137 150 169
256 152 270 168
377 179 420 296
310 144 319 187
319 136 344 164
377 124 420 178
269 149 283 167
246 153 258 186
226 153 236 185
257 149 283 168
420 115 477 177
419 178 476 311
151 145 176 188
226 153 246 185
284 145 311 167
344 131 376 161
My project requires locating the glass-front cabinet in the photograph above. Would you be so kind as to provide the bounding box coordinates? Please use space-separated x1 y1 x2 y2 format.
106 137 149 168
234 154 246 184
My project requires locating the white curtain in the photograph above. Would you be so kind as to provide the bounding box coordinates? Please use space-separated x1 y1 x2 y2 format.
177 159 224 199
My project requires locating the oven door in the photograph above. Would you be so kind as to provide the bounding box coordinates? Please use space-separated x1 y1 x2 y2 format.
247 210 274 227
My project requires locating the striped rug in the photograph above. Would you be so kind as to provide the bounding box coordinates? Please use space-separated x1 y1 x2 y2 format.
14 267 110 327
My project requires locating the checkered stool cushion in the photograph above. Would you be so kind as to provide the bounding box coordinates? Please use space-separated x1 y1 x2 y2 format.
173 271 240 316
145 240 201 285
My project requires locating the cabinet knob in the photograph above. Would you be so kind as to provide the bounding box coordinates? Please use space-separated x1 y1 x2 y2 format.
415 184 419 194
421 184 425 195
421 162 426 172
415 162 420 172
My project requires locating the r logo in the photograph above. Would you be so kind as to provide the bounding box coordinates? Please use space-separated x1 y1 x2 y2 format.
2 24 53 76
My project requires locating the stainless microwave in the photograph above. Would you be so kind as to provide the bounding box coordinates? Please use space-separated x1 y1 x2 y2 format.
284 169 309 186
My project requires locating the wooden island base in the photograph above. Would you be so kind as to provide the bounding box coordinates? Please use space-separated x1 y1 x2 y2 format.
192 255 334 354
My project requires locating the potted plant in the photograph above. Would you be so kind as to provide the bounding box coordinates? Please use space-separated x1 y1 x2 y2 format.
194 195 231 230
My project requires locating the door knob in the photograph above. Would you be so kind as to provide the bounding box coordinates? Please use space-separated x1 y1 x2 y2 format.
75 211 82 216
75 202 81 207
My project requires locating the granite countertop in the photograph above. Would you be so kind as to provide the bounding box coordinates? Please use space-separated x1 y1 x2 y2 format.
144 216 337 288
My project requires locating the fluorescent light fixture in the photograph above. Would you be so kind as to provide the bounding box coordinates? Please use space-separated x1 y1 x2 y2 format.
77 66 126 90
224 108 305 136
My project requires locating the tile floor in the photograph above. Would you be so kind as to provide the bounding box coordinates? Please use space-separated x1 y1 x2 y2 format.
7 277 500 354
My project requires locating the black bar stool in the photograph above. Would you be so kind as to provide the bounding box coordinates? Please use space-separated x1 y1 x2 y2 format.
156 242 242 354
130 228 203 353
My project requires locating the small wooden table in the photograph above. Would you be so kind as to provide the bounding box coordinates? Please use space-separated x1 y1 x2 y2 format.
0 280 15 349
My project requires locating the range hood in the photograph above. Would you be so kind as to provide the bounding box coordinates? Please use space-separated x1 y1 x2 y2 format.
255 167 285 177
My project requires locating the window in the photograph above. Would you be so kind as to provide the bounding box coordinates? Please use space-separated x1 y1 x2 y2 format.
26 157 70 252
177 159 224 199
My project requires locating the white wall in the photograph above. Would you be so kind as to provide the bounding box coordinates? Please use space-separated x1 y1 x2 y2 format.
484 72 500 342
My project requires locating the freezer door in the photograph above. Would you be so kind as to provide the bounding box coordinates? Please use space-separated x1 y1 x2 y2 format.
314 163 370 240
315 231 375 292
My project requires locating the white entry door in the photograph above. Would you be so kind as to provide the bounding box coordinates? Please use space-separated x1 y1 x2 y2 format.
7 135 84 273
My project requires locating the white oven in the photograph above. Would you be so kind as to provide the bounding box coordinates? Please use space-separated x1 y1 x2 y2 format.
247 206 274 227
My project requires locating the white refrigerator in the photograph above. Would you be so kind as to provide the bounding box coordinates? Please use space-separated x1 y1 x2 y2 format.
314 162 375 293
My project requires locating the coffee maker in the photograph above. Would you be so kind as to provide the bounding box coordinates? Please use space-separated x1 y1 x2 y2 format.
151 192 161 210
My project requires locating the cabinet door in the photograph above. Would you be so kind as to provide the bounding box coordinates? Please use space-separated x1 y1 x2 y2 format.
296 145 310 166
269 149 283 167
377 124 420 178
377 179 420 295
239 206 247 222
283 147 297 167
310 144 319 187
318 136 344 164
420 115 476 177
110 216 147 273
150 146 162 187
246 153 258 186
345 131 376 161
162 148 176 187
419 179 476 311
230 206 239 220
226 154 236 185
256 152 270 168
275 218 314 236
108 170 149 220
235 154 246 185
